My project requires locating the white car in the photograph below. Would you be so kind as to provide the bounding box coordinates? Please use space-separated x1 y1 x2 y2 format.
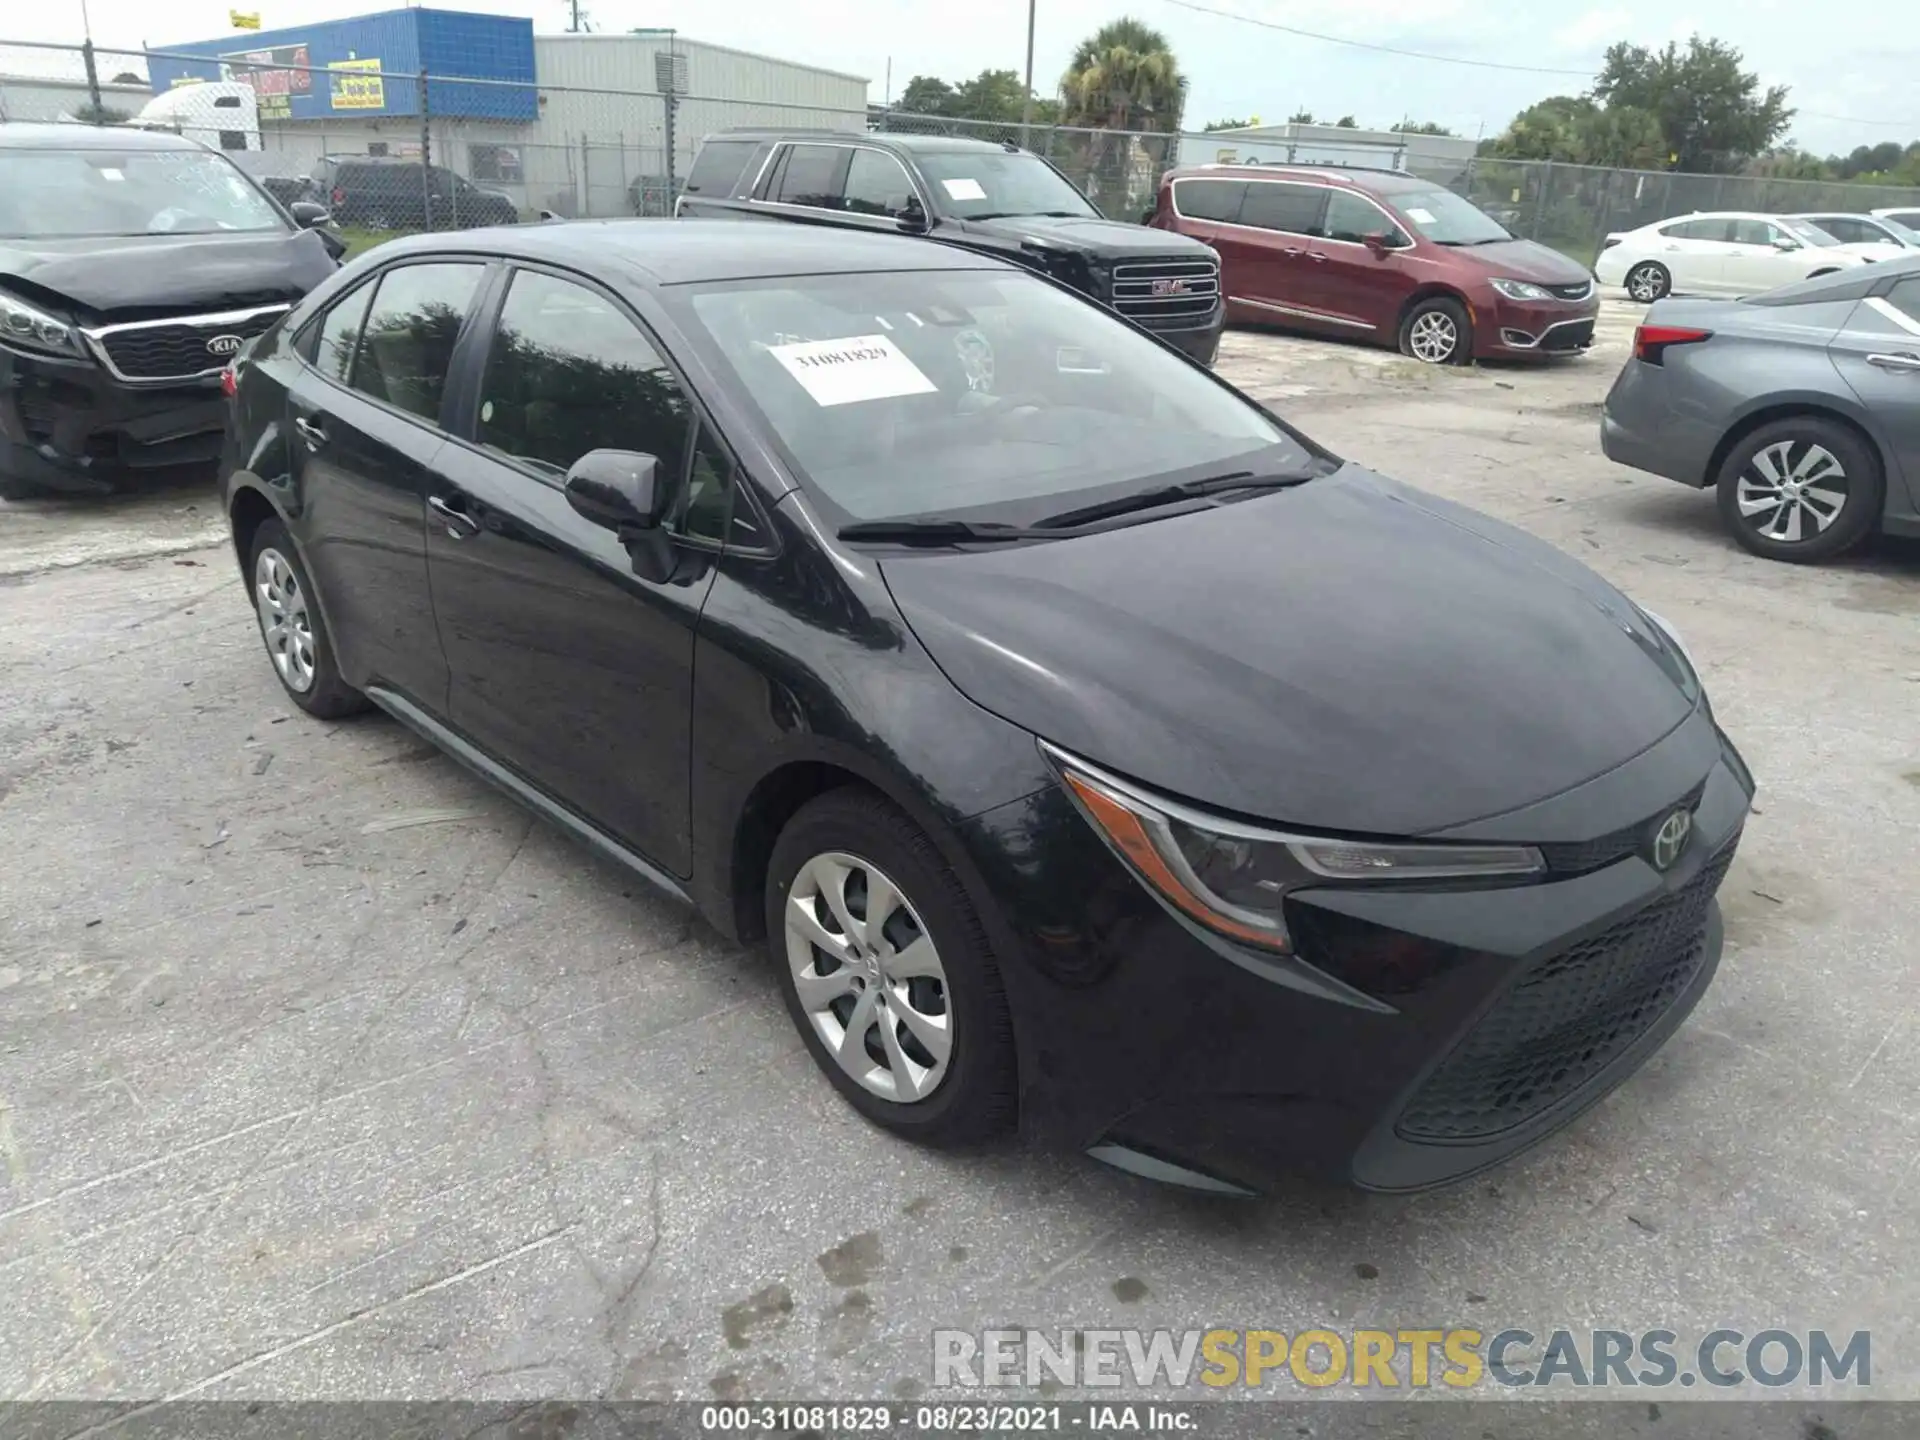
1873 205 1920 234
1787 211 1917 255
1596 212 1874 302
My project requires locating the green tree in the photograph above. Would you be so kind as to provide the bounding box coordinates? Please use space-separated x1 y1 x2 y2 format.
70 101 131 125
1203 116 1255 132
898 69 1058 125
1287 108 1314 123
1333 115 1357 128
1484 95 1665 168
1392 120 1454 136
898 75 957 116
1591 35 1792 173
1746 145 1828 181
1060 17 1187 133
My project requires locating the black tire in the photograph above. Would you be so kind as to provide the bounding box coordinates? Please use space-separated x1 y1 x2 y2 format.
1625 261 1670 303
0 473 49 501
1399 295 1472 365
1714 416 1882 564
246 518 368 717
765 787 1016 1146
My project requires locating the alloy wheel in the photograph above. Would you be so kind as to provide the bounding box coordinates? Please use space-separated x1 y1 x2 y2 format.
784 850 953 1103
1627 265 1665 302
254 547 317 693
1408 311 1459 363
1735 440 1848 544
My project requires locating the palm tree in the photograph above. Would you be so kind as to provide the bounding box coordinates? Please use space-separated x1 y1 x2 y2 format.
1058 18 1186 214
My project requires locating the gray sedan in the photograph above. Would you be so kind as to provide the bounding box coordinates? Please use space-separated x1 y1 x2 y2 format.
1601 256 1920 562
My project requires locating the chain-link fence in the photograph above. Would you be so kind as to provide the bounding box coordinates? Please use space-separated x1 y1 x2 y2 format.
6 35 1918 265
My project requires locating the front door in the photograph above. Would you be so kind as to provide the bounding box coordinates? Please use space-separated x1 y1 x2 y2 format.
281 258 489 707
1829 276 1920 518
1308 189 1414 336
423 265 716 875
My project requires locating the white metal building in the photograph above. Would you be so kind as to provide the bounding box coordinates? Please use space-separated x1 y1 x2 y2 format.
1180 122 1477 177
0 74 155 124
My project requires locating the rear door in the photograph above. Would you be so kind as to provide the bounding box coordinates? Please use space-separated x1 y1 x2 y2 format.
1226 180 1330 324
1829 274 1920 518
281 259 489 708
423 264 723 875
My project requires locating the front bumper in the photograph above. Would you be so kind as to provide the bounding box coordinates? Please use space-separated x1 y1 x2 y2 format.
959 709 1753 1194
1 341 227 494
1480 294 1602 357
1134 304 1225 368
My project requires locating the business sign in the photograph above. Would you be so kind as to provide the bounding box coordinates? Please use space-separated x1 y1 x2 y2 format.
230 11 261 29
328 57 384 111
219 42 312 119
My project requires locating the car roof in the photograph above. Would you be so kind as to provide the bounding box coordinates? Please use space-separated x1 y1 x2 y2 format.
716 128 1018 156
368 218 1015 285
0 121 205 152
1166 163 1435 194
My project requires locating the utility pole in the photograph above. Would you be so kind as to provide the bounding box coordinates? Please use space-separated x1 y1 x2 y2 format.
567 0 588 33
79 0 102 117
1019 0 1036 148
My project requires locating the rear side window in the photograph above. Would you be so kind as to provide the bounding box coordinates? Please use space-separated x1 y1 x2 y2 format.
685 139 759 196
1662 218 1731 242
773 144 850 209
1172 179 1245 223
1886 276 1920 324
313 283 373 383
1238 181 1327 237
1730 218 1775 246
349 262 486 423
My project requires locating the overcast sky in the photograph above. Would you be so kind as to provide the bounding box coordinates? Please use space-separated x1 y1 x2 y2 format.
10 0 1917 155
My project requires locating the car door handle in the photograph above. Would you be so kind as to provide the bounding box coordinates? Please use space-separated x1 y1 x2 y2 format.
1280 246 1304 258
1866 352 1920 373
1307 251 1328 263
292 415 328 449
427 493 482 538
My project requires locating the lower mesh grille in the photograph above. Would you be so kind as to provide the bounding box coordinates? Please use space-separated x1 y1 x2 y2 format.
1397 839 1737 1142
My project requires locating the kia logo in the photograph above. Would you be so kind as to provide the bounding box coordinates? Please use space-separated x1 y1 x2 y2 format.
205 333 244 358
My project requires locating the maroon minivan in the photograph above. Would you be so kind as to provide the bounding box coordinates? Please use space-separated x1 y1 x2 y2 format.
1150 164 1600 365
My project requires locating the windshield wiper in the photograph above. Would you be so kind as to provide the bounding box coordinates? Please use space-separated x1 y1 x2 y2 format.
836 519 1059 545
1035 468 1322 530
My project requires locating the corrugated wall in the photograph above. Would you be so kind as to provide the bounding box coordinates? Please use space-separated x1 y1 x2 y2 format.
0 76 154 122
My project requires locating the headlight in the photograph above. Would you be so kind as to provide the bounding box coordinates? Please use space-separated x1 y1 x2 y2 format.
1047 746 1544 954
1488 278 1553 301
0 289 86 359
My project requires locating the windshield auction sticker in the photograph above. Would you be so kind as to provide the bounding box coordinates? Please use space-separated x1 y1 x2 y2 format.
770 334 938 407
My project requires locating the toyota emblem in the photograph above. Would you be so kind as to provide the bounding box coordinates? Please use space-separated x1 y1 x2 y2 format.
205 333 244 358
1649 808 1693 871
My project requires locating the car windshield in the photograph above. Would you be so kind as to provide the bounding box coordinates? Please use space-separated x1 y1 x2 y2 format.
0 145 286 239
1781 219 1840 247
912 150 1100 221
1885 217 1920 245
1390 187 1511 245
679 269 1311 525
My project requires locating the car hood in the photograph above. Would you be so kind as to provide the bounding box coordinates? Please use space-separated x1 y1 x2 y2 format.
0 228 336 318
956 213 1212 258
880 466 1696 835
1448 238 1596 284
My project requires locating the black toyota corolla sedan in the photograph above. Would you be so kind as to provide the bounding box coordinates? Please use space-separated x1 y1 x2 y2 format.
219 220 1754 1194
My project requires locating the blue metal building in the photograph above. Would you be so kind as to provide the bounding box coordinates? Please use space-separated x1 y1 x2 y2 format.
146 8 536 123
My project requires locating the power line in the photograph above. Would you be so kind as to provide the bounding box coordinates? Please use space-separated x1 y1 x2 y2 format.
1156 0 1592 76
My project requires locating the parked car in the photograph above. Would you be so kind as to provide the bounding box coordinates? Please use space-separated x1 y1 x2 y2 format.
0 122 341 499
1790 211 1920 251
1601 257 1920 562
675 130 1223 367
1873 206 1920 233
220 219 1753 1194
307 155 517 231
1149 163 1600 365
1596 212 1875 302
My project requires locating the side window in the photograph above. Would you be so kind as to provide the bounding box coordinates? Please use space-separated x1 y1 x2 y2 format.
1172 179 1245 223
1325 191 1390 244
1819 218 1861 243
774 144 850 210
312 282 374 383
1886 276 1920 324
477 269 692 493
1665 218 1731 242
680 424 736 545
1730 219 1774 246
1237 182 1328 237
348 262 485 423
685 139 759 197
842 148 919 220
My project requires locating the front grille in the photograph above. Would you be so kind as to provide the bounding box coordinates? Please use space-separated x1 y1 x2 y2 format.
1109 257 1220 325
1545 280 1594 301
1396 837 1738 1142
92 307 287 382
1537 780 1707 876
1540 319 1596 352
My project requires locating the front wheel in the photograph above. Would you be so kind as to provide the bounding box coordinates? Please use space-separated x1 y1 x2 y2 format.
1399 296 1472 365
765 788 1016 1145
1625 261 1670 303
1714 417 1883 563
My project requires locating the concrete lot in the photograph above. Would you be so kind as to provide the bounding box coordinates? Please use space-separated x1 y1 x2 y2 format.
3 300 1919 1407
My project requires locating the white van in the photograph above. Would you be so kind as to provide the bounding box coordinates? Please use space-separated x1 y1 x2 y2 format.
130 82 261 152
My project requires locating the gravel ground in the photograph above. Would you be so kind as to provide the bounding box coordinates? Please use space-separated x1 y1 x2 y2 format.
3 298 1917 1411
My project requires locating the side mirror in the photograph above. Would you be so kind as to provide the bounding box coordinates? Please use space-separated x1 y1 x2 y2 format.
896 200 929 234
564 449 663 532
1363 231 1392 256
289 200 332 229
1773 236 1799 251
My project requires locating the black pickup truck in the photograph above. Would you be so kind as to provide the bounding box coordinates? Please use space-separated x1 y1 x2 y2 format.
675 130 1224 367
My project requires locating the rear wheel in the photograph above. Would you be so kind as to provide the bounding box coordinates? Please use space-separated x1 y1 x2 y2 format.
1400 296 1472 365
1714 417 1882 563
765 788 1015 1145
248 519 368 717
1625 262 1670 303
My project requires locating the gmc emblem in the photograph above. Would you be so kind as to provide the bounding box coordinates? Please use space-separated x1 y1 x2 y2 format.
1151 278 1190 296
